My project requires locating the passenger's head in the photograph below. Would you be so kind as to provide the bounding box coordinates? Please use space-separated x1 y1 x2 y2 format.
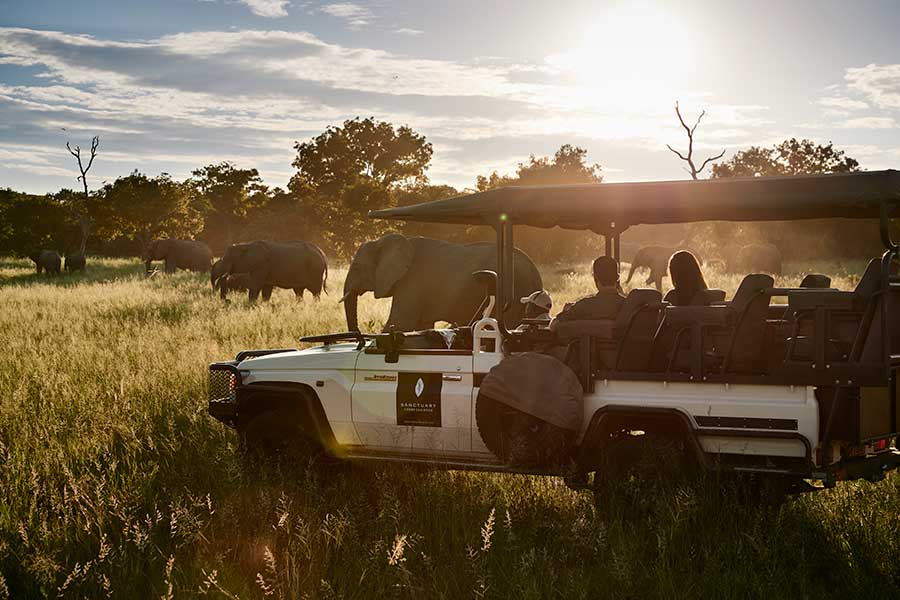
668 251 707 305
592 256 619 290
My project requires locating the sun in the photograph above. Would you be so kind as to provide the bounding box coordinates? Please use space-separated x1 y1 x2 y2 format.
545 2 694 111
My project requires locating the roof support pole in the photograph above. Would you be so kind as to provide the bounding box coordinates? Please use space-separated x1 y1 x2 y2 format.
494 219 511 339
614 233 621 266
604 234 612 258
880 200 898 252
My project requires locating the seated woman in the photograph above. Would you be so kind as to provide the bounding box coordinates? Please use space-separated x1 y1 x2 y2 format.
664 251 712 306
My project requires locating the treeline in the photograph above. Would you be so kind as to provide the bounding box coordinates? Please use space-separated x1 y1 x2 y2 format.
0 116 888 264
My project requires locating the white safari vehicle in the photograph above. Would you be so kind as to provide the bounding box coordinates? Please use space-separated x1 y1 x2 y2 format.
209 172 900 493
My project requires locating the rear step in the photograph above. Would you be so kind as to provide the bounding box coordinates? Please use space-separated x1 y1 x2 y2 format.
832 449 900 483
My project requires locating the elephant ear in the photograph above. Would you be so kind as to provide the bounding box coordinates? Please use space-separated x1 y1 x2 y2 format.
374 235 414 299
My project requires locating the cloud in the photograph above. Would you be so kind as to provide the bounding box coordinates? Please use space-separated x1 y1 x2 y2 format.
836 116 897 129
395 28 423 36
320 3 373 28
0 26 773 191
818 96 869 110
845 63 900 110
239 0 290 18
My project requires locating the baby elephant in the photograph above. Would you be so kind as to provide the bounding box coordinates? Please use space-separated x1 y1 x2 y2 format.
64 253 86 272
29 249 62 275
217 272 252 296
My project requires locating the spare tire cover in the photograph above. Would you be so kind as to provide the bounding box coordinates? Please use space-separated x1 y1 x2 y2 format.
478 352 583 431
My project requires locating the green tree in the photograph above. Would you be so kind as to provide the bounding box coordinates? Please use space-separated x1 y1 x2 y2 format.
0 189 70 255
709 139 869 259
712 138 859 178
95 171 202 250
290 117 433 257
475 144 604 263
191 162 268 251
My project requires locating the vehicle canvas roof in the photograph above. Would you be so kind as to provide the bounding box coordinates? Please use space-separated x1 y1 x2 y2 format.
370 169 900 233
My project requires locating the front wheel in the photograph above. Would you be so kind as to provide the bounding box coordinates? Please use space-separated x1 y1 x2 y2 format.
239 409 320 462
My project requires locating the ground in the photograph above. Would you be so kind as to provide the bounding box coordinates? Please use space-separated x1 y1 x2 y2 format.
0 256 898 599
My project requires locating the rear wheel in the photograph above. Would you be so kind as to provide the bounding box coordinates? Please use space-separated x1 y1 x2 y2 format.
592 431 693 518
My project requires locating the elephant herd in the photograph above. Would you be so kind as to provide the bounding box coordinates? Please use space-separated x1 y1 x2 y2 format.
25 234 784 333
28 249 85 275
141 234 543 332
625 242 783 290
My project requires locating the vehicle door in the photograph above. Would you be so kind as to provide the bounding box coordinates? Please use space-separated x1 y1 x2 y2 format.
352 347 473 455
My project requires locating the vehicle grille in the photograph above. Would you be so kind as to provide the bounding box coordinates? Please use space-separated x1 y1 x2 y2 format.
209 367 237 404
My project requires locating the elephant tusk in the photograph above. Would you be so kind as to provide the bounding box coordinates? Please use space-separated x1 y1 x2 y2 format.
339 292 351 303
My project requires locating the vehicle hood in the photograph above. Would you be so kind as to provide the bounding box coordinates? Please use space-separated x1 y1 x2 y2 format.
237 343 361 372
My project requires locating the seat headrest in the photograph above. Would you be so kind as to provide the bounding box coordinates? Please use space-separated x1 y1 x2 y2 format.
732 274 775 308
800 273 832 289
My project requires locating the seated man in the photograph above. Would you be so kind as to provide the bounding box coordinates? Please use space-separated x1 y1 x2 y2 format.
550 256 625 331
518 290 553 325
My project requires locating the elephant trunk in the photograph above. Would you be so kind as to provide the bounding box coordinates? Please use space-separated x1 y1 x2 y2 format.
344 292 360 332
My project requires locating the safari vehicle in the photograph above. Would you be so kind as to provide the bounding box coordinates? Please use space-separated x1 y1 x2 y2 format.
208 171 900 494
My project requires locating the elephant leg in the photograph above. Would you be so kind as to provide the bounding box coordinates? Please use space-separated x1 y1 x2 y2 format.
165 257 176 274
293 287 304 300
384 296 422 332
248 287 261 302
262 286 274 301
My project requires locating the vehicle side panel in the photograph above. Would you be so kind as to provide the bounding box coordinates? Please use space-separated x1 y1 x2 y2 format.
581 380 818 459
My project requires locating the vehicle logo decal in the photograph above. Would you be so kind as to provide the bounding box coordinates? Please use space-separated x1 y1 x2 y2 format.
397 373 442 427
364 374 397 382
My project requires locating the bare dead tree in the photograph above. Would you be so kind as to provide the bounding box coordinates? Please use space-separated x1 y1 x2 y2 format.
666 101 725 180
66 135 99 255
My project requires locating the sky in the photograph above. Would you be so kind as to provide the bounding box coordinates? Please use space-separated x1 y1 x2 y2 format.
1 0 900 195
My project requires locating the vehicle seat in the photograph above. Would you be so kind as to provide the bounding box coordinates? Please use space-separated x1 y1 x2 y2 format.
555 288 663 385
661 274 774 376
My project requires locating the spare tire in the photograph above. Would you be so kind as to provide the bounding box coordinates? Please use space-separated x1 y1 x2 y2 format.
475 353 583 469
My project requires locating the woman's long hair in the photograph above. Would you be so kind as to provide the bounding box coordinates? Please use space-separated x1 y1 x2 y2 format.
668 251 707 306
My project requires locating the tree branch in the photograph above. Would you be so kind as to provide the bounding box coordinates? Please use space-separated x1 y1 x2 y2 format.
666 144 689 162
697 149 726 175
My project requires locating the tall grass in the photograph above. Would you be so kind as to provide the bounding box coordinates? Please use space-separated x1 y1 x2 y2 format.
0 256 898 599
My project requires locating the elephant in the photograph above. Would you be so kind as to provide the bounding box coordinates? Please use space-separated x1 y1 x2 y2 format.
143 239 213 274
29 249 61 275
210 257 227 290
64 253 86 272
625 245 699 290
342 234 543 333
729 243 782 275
216 240 328 302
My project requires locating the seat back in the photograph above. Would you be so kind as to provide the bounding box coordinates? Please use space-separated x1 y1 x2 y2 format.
614 289 663 370
854 258 882 303
724 274 774 373
663 287 725 306
800 273 832 289
731 273 775 309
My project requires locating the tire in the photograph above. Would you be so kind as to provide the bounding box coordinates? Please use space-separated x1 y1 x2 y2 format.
239 408 319 461
592 431 692 518
475 393 573 469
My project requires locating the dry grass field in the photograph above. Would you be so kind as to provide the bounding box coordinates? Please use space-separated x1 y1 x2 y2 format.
1 255 899 599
